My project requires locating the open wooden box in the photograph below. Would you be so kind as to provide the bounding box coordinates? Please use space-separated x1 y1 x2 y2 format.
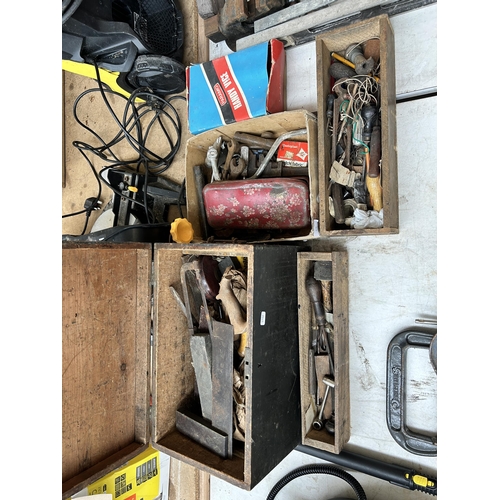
62 241 304 496
184 109 319 243
316 14 399 236
62 243 153 499
297 251 350 453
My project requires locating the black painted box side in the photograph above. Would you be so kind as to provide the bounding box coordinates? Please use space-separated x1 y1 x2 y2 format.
249 245 301 487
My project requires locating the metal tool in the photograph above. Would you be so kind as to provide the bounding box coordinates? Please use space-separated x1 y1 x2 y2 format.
245 155 308 178
325 415 335 435
211 320 235 458
308 347 317 402
345 43 375 75
193 165 210 240
360 105 377 144
313 261 332 315
429 333 437 372
206 137 222 181
306 274 334 374
190 333 213 420
312 376 335 430
314 353 330 412
176 409 229 458
180 256 223 336
329 83 349 225
386 328 437 456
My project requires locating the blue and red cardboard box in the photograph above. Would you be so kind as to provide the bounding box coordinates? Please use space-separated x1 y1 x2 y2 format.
186 39 285 134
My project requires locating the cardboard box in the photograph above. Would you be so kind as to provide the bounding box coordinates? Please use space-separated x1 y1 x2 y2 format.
66 447 162 500
316 15 399 236
62 242 305 494
184 110 319 243
297 252 350 454
277 141 309 167
186 39 285 135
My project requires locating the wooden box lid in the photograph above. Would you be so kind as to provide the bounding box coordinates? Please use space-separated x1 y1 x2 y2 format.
62 243 152 498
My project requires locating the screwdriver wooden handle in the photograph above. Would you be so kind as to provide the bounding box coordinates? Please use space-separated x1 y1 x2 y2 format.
306 275 326 327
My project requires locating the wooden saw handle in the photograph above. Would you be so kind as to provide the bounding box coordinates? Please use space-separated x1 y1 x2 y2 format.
216 277 247 357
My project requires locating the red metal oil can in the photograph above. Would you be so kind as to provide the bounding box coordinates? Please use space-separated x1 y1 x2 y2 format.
202 178 310 230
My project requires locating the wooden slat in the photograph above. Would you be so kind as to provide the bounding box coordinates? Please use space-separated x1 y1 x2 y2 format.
168 459 211 500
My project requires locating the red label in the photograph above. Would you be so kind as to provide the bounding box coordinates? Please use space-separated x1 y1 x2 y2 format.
211 57 251 122
213 83 227 106
277 141 309 165
124 494 136 500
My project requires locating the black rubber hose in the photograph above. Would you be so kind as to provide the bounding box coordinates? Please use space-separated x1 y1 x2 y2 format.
266 464 367 500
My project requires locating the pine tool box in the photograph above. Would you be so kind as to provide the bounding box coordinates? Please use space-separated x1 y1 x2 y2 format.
316 15 398 235
62 240 350 496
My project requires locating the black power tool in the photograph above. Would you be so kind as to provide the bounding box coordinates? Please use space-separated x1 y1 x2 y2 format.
62 0 186 97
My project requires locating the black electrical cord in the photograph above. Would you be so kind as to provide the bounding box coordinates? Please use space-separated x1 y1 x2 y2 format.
62 60 186 235
177 178 186 218
62 0 83 24
266 464 367 500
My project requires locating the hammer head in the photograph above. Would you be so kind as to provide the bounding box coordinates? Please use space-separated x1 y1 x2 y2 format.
322 375 335 389
314 261 332 281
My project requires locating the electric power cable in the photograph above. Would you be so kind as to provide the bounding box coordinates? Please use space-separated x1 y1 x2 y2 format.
62 60 186 235
266 464 367 500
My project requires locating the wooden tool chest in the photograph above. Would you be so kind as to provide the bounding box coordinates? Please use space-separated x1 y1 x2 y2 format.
62 241 350 496
316 15 398 236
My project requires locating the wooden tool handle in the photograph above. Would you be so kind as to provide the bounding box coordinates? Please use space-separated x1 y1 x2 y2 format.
331 182 345 225
233 131 275 150
366 176 382 212
216 277 247 356
306 275 326 327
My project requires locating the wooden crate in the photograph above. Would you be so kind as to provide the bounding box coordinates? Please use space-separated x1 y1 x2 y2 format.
184 109 319 243
151 243 301 490
316 15 399 236
62 241 302 495
297 251 350 453
62 243 152 499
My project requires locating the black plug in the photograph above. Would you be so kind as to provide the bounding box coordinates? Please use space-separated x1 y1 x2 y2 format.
84 197 102 213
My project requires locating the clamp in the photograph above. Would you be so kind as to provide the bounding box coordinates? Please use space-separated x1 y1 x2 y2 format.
386 328 437 457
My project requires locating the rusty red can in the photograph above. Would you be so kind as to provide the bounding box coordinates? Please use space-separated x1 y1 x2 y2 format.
202 178 310 230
